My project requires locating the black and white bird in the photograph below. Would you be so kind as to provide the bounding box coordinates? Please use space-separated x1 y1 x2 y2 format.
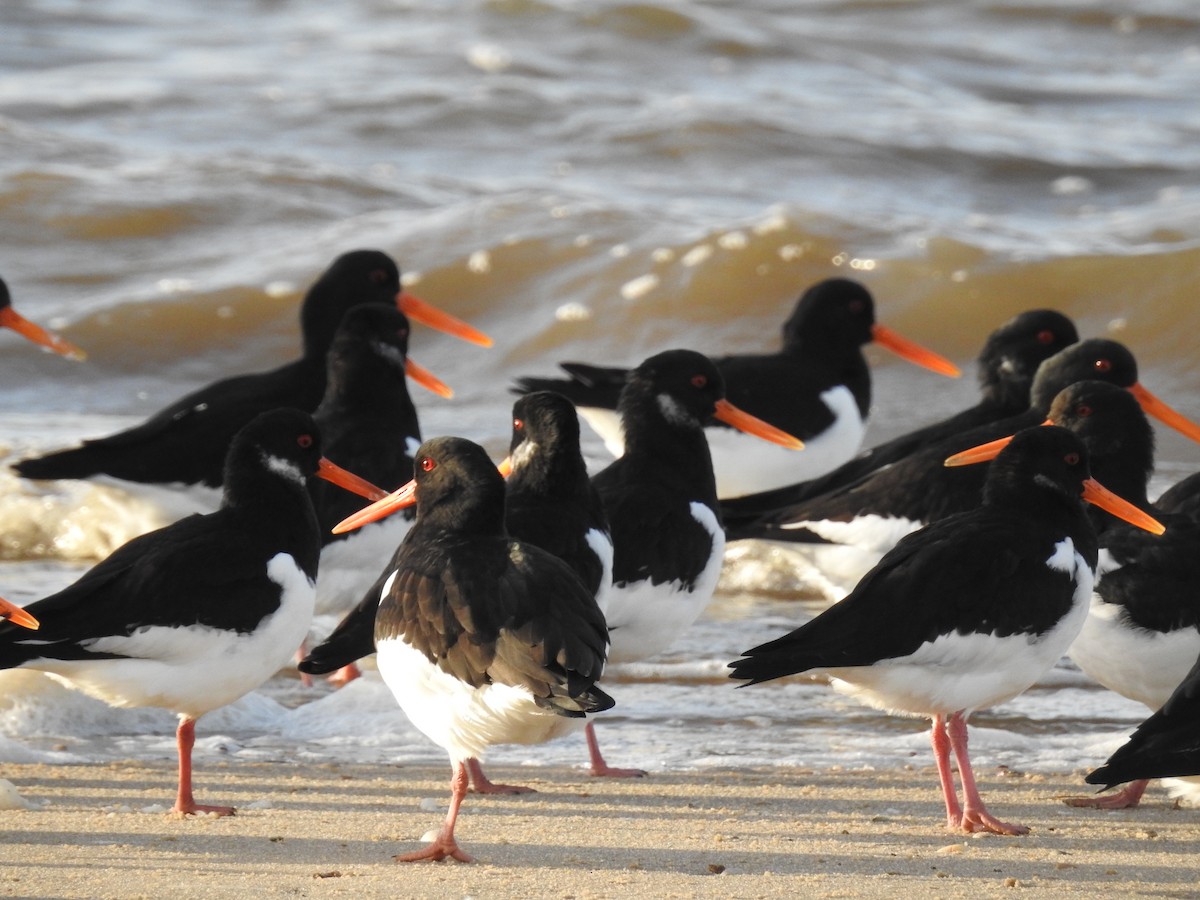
0 408 379 815
592 349 803 674
335 436 614 862
965 382 1200 810
1086 649 1200 793
730 425 1163 835
722 338 1200 599
1 276 87 360
513 278 958 498
719 307 1078 517
302 392 627 786
13 250 486 489
0 596 38 631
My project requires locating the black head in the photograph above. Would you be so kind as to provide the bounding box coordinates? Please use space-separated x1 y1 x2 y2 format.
410 436 507 534
985 424 1094 509
1028 338 1138 413
978 309 1078 406
223 408 324 503
619 349 726 434
300 249 402 358
0 277 10 310
509 390 581 458
1047 380 1154 502
780 278 876 350
327 303 411 377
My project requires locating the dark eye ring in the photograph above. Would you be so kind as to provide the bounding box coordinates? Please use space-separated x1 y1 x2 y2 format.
1076 404 1093 417
1065 451 1081 465
690 374 707 388
297 434 314 449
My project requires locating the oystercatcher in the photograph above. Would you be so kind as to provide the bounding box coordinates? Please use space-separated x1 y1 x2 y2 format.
592 349 803 670
1 276 87 361
0 408 380 815
302 392 628 785
720 307 1078 518
730 425 1164 835
12 250 487 488
1086 651 1200 791
949 381 1200 809
513 278 958 498
723 338 1200 598
341 436 614 862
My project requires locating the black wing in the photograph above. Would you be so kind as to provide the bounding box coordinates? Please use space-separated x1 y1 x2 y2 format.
730 509 1082 684
1086 647 1200 787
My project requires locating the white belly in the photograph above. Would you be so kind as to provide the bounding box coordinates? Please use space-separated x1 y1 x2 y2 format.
35 553 315 720
828 540 1093 717
376 636 580 762
1068 595 1200 711
605 502 724 664
314 517 410 617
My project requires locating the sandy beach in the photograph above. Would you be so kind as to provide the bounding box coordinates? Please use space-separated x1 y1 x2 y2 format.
2 760 1198 899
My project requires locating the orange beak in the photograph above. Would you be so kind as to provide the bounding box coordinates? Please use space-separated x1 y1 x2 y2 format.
397 291 493 348
713 399 805 450
943 436 1164 536
943 419 1053 467
0 595 39 631
1128 383 1200 444
0 306 87 361
332 478 418 534
404 356 454 399
316 458 390 502
497 456 513 478
1082 477 1165 536
871 323 959 378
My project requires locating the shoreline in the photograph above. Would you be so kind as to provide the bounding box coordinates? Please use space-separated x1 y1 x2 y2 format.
2 760 1198 898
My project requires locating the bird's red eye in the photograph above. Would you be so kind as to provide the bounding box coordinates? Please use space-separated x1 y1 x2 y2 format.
297 434 314 449
1075 404 1093 417
691 374 707 388
369 268 388 285
1065 451 1081 465
398 328 408 339
513 418 524 431
1037 330 1055 344
420 457 436 472
1094 358 1113 373
848 299 865 314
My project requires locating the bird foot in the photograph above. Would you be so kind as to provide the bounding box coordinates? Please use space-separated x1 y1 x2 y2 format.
1061 780 1147 810
589 764 648 778
172 802 236 817
958 808 1028 835
394 839 474 863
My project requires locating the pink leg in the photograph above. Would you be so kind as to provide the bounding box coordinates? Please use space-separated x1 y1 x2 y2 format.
930 714 963 829
466 757 535 795
172 717 235 817
947 712 1028 835
294 642 313 688
395 761 474 863
1063 778 1150 810
585 721 646 778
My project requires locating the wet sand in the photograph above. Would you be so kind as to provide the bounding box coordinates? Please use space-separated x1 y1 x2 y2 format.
2 760 1198 898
